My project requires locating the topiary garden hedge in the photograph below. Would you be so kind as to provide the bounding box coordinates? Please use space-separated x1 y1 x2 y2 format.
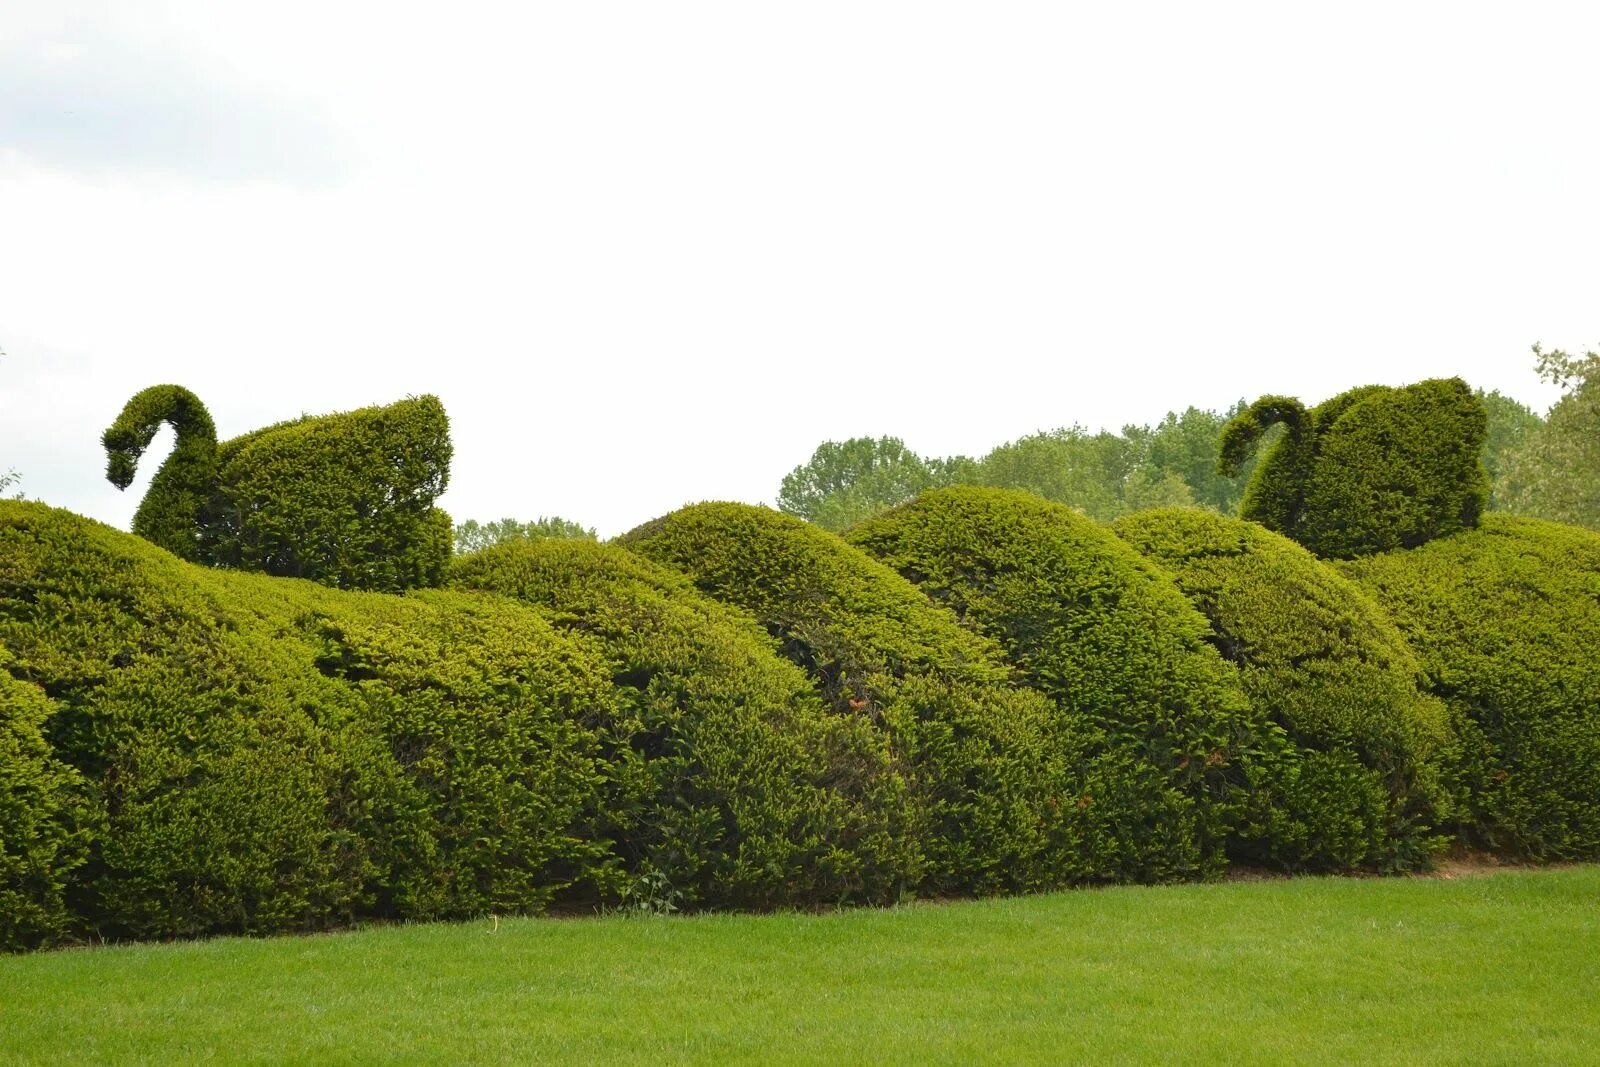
620 502 1099 894
446 538 920 908
1111 508 1454 872
845 486 1271 881
0 500 642 943
5 369 1598 952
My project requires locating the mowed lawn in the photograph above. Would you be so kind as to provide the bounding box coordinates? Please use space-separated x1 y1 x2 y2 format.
2 867 1597 1065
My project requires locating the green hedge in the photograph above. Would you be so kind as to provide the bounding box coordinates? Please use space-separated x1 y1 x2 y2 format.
847 487 1270 881
0 500 619 943
1112 508 1453 872
1343 516 1600 859
1220 379 1489 558
447 539 920 908
0 667 96 951
622 502 1100 894
102 387 453 591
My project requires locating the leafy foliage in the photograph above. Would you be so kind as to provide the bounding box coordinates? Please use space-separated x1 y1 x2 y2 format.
1220 378 1489 558
777 437 946 531
847 487 1271 881
621 502 1101 894
448 539 919 907
1143 404 1261 513
1343 516 1600 859
454 516 597 556
102 388 453 591
777 405 1258 532
1112 508 1453 872
1495 346 1600 529
1476 387 1544 509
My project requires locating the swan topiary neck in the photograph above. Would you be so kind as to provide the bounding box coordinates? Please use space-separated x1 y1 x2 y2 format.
101 385 220 561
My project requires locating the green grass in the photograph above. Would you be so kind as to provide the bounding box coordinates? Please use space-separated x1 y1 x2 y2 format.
3 868 1597 1065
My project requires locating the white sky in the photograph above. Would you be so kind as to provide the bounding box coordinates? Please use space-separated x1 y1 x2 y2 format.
1 2 1595 536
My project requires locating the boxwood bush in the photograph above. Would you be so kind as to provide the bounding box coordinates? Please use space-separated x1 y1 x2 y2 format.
622 502 1102 894
0 500 620 944
102 387 453 591
847 487 1274 881
1112 508 1453 872
447 539 921 908
1343 516 1600 859
1219 378 1489 558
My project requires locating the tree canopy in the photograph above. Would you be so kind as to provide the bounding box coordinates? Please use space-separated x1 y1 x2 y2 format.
775 406 1257 532
454 516 597 556
1494 345 1600 530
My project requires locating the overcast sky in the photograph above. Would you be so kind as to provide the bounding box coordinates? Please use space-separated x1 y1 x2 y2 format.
2 2 1595 536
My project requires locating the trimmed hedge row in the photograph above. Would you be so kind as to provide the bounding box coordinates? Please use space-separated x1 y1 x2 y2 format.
102 387 453 591
0 500 620 944
1111 508 1453 872
6 489 1597 950
447 539 920 908
621 503 1113 893
846 487 1269 880
1343 516 1600 860
1220 378 1489 558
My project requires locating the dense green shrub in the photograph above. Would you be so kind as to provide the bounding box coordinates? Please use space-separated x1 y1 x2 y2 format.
847 487 1274 881
1112 508 1453 872
1219 378 1489 558
622 503 1102 894
0 500 619 943
1343 516 1600 859
448 540 920 907
102 388 453 591
0 666 96 951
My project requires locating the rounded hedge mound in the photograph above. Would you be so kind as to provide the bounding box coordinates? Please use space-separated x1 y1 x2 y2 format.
1220 378 1489 559
0 500 620 944
621 502 1101 894
847 487 1270 881
1342 515 1600 860
1111 508 1453 872
447 538 920 908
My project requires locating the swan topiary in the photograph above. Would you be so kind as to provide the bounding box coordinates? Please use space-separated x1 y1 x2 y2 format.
101 385 453 591
1217 377 1488 558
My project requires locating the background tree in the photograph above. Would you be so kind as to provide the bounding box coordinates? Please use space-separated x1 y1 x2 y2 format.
1142 403 1257 513
1496 345 1600 529
454 516 598 556
1477 388 1544 508
777 437 936 530
975 427 1139 521
776 407 1258 531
